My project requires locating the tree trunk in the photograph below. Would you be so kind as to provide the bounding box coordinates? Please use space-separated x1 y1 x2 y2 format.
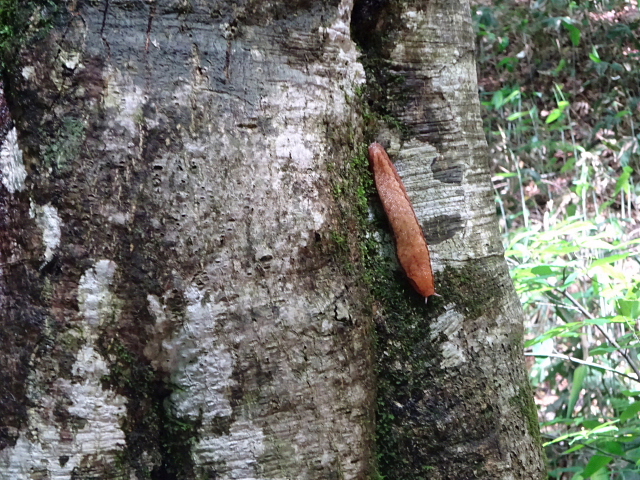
0 1 545 479
351 0 547 477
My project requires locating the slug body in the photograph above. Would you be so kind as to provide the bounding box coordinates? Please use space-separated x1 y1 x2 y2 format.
368 142 435 298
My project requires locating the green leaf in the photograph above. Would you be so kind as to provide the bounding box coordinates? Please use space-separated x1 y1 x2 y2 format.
563 444 585 455
498 57 518 71
589 345 617 356
579 237 613 250
582 420 602 429
601 441 624 456
568 366 587 416
590 469 609 480
550 220 595 235
613 238 640 250
581 455 612 477
504 89 520 103
546 108 563 124
541 244 581 255
614 166 633 195
620 402 640 422
525 322 583 347
561 156 577 173
562 21 581 46
592 264 628 282
554 58 567 75
589 253 630 268
507 111 530 121
579 238 614 249
531 265 555 275
584 316 628 326
492 90 504 109
617 300 640 319
590 422 619 434
589 46 601 63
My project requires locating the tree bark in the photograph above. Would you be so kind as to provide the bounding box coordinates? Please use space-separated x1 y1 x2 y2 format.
0 1 545 479
352 0 546 478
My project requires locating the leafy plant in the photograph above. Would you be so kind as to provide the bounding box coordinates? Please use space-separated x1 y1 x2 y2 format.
506 213 640 479
472 0 640 477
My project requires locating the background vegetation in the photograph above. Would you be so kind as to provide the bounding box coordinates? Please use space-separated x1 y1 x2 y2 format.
471 0 640 478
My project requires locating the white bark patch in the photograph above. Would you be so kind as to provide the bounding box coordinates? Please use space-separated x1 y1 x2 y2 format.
21 66 35 80
144 294 173 370
103 66 146 136
194 420 267 480
0 347 127 480
274 130 314 168
99 203 132 225
147 283 274 478
0 127 27 194
77 259 118 330
430 305 466 368
60 50 82 71
164 284 234 422
66 346 127 448
30 202 62 262
319 0 365 85
0 262 127 480
259 83 342 232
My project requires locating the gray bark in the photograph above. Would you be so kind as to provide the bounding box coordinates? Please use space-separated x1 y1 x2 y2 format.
0 1 545 479
353 0 547 478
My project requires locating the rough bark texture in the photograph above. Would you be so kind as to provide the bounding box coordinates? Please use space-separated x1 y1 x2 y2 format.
0 1 374 479
352 0 546 478
0 0 545 479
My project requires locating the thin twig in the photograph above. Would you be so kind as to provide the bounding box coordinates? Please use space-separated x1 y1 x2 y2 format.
553 288 640 381
525 352 640 383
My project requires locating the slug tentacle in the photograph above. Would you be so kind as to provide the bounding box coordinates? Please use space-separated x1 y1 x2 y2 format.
368 142 435 298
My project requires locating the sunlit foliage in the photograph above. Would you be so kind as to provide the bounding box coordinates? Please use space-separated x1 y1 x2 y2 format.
472 0 640 478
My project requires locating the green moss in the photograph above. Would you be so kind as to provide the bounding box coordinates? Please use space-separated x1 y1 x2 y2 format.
99 339 199 479
330 230 350 254
350 1 412 140
511 382 544 448
512 381 548 479
58 328 84 355
325 113 417 477
436 261 506 320
0 0 59 69
42 116 86 173
328 136 445 478
327 54 440 480
0 0 22 59
327 136 375 270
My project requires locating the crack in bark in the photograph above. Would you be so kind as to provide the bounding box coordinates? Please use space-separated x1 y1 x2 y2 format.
145 1 155 54
144 2 156 95
100 0 111 59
